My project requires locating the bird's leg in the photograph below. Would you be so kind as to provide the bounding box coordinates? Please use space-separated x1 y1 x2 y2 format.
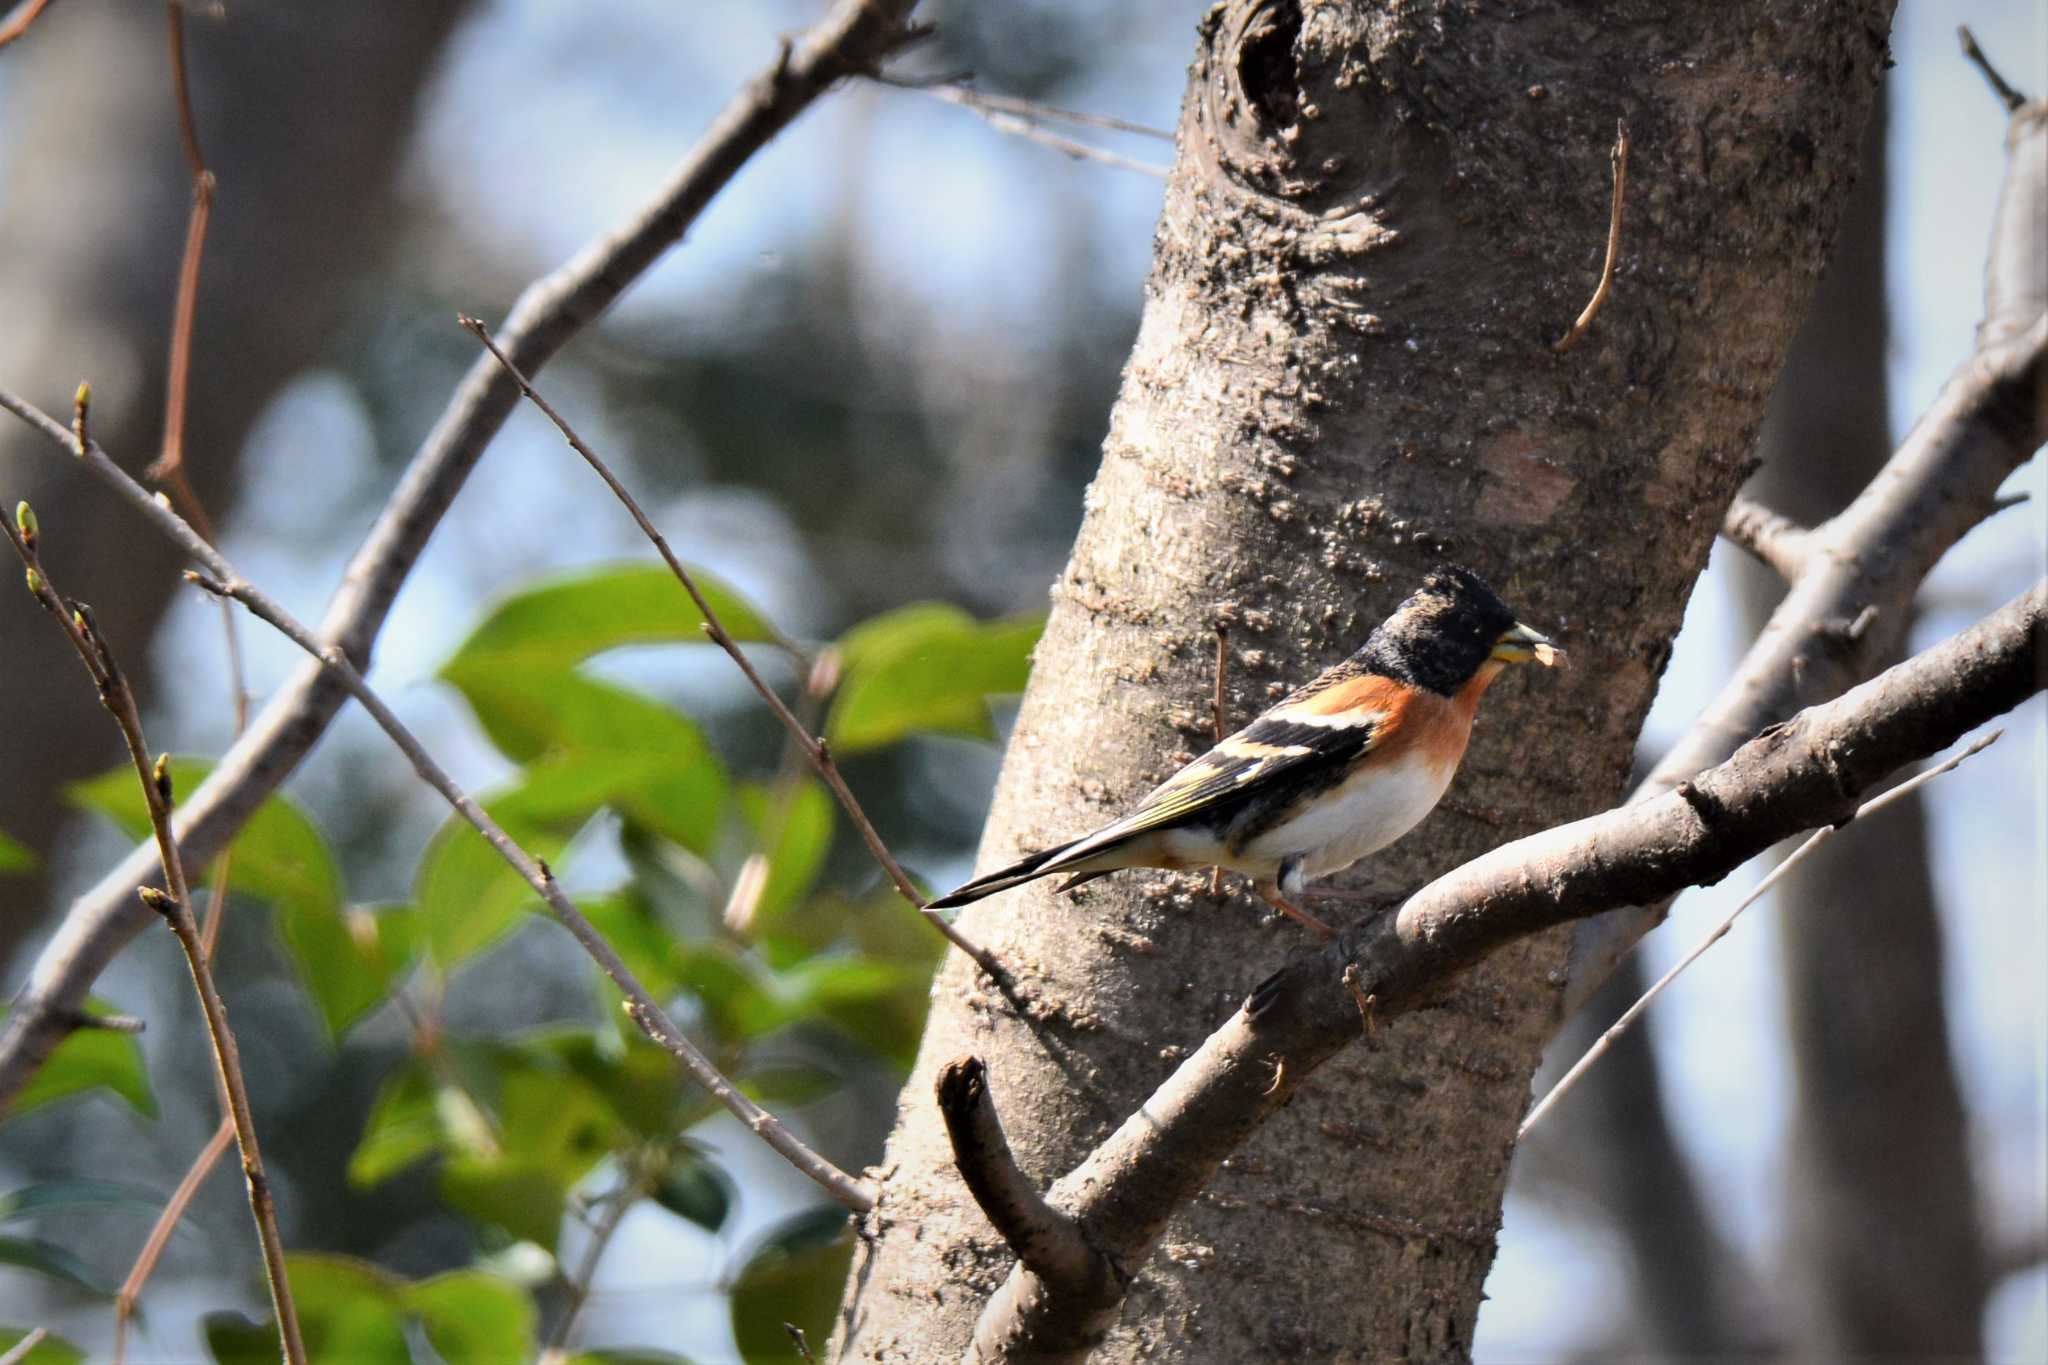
1258 882 1337 938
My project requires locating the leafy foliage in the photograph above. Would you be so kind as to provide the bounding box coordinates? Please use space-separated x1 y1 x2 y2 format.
30 562 1041 1360
0 827 34 873
827 603 1041 753
69 760 409 1036
2 999 155 1120
204 1254 537 1365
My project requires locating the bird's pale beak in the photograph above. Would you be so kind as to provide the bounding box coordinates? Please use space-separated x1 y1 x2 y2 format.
1492 621 1563 666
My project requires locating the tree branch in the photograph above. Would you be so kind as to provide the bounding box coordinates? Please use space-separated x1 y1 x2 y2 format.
0 0 922 1114
1720 493 1812 581
171 551 874 1211
936 1057 1114 1307
966 584 2046 1360
1563 88 2048 1015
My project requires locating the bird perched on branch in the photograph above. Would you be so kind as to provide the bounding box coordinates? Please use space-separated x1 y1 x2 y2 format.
926 565 1563 935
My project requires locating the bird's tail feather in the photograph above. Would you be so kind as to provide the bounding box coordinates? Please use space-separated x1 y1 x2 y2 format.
925 840 1101 909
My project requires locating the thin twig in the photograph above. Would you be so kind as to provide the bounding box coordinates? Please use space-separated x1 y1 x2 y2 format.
1520 728 2001 1139
0 1328 48 1365
0 0 56 50
55 473 876 1214
875 76 1168 178
148 0 219 530
873 75 1173 140
0 0 926 1116
181 554 875 1210
111 1117 233 1365
1958 25 2028 113
1 516 307 1365
542 1151 655 1357
1720 493 1813 582
1552 119 1630 354
459 314 1006 983
784 1325 818 1363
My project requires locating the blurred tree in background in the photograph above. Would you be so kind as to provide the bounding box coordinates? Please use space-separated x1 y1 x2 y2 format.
0 1 2041 1362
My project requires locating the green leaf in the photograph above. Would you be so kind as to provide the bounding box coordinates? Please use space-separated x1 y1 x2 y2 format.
441 562 778 682
652 1155 734 1233
0 828 34 873
739 1062 841 1109
728 1207 855 1363
579 892 684 1008
4 999 156 1120
68 759 396 1038
348 1066 442 1188
669 943 773 1043
0 1179 162 1224
825 605 1042 754
270 1254 410 1365
764 888 946 1071
413 793 576 968
415 673 729 968
536 1028 687 1141
0 1326 83 1365
428 1053 623 1251
402 1270 537 1365
732 781 834 936
201 1313 278 1365
0 1235 103 1294
439 1160 570 1252
732 956 922 1040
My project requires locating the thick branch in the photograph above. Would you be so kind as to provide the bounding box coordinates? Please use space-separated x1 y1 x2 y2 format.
1564 94 2047 1014
968 585 2045 1359
0 0 920 1113
936 1058 1113 1301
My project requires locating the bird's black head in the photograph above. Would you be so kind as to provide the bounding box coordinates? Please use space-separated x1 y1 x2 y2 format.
1359 565 1545 696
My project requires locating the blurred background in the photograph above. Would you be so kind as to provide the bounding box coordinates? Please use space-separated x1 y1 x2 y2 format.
0 1 2041 1360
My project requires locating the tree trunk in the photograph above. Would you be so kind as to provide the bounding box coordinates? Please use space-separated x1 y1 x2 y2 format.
838 2 1893 1357
1739 98 1989 1356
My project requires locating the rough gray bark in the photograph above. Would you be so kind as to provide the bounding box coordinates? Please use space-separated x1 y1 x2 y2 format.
1740 99 1988 1356
0 0 469 952
837 2 1894 1357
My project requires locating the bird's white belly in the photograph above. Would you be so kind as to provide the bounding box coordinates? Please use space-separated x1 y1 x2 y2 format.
1244 753 1455 881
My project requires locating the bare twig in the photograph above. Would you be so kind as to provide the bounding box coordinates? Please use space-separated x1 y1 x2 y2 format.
1563 86 2048 1013
1958 25 2028 113
2 515 306 1365
0 0 926 1115
460 314 1005 982
874 76 1170 178
873 75 1173 140
784 1325 818 1363
0 1328 48 1365
1519 728 2001 1139
542 1151 655 1357
111 1117 234 1365
936 1058 1114 1304
1553 119 1629 353
1720 493 1813 581
0 0 56 50
965 585 2045 1359
148 0 217 529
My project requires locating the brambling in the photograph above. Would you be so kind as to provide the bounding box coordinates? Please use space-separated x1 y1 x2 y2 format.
926 565 1562 935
